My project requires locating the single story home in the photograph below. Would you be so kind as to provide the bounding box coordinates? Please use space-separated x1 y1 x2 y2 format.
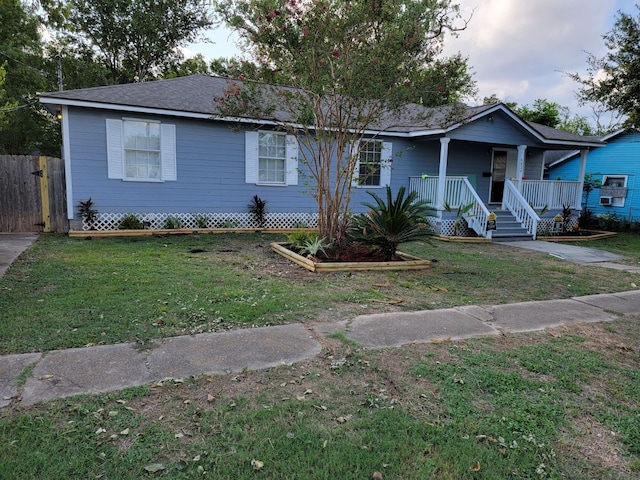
39 75 603 239
547 129 639 221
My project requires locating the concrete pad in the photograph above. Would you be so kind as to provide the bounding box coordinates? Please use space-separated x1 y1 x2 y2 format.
575 290 640 315
487 299 616 333
346 309 499 349
0 233 38 278
147 324 321 380
21 343 150 406
501 241 623 264
0 353 41 407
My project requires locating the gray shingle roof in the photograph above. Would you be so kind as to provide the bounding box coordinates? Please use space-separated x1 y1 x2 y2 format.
39 75 602 146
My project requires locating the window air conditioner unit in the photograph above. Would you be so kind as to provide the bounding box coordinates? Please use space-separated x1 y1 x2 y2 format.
600 196 614 206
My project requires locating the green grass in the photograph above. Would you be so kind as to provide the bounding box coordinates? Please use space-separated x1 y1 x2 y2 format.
1 232 640 353
1 319 638 479
1 232 639 478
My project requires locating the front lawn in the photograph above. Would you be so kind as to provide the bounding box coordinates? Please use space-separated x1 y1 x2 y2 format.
1 232 639 478
1 232 639 354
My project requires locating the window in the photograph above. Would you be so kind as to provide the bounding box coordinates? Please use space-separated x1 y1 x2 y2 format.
124 120 161 180
600 175 628 207
358 141 382 186
258 132 286 183
245 131 298 186
353 140 392 187
106 118 176 182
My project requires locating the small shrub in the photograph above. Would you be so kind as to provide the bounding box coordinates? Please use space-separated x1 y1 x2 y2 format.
194 214 210 228
301 236 330 257
286 230 318 250
349 186 435 261
164 216 182 229
77 198 98 229
248 195 267 228
119 214 144 230
221 219 238 228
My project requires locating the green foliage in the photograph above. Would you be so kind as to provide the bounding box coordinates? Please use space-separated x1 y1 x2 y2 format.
119 214 144 230
349 186 435 260
248 195 267 228
77 198 98 228
193 214 210 228
45 0 213 83
569 5 640 128
514 98 564 128
444 201 474 236
583 172 602 207
301 235 330 257
215 0 473 243
285 230 318 250
163 216 182 229
0 0 60 155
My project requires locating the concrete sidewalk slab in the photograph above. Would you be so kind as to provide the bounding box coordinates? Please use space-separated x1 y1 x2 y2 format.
19 324 321 406
0 353 41 408
146 324 321 380
575 290 640 315
486 299 616 333
346 308 499 349
22 343 151 406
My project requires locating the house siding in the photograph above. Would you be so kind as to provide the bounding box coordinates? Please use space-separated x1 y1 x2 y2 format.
448 112 545 148
66 108 428 219
548 132 640 219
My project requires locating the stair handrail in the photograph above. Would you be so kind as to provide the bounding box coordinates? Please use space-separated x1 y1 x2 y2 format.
447 177 491 238
502 180 540 239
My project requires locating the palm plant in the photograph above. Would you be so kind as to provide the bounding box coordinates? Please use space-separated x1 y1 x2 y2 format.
348 186 435 261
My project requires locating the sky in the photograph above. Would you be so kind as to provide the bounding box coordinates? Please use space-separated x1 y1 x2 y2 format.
186 0 636 121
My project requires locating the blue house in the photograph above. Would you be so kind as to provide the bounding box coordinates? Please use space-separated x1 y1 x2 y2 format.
547 129 640 221
39 75 602 239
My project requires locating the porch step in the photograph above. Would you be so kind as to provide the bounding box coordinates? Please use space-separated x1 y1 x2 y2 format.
489 210 534 242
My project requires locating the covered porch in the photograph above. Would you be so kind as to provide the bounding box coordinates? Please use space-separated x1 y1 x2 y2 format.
407 138 591 240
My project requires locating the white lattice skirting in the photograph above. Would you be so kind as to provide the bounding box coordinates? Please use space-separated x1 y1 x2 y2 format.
83 212 319 231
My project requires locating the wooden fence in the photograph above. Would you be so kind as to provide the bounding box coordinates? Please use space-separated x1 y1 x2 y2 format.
0 155 68 233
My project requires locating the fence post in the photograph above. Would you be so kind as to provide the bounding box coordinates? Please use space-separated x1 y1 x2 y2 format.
39 156 51 232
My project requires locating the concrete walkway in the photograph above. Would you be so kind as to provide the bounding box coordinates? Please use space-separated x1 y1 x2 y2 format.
1 290 639 408
502 240 640 273
1 233 639 408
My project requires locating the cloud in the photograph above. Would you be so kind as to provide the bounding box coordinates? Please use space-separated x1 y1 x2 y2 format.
443 0 621 114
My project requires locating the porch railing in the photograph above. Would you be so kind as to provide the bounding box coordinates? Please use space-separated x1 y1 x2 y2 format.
520 180 581 210
409 176 490 238
503 180 540 239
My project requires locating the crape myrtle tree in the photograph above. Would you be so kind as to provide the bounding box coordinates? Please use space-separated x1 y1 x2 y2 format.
215 0 474 243
568 4 640 128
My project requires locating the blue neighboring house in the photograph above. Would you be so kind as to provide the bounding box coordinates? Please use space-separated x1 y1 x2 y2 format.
547 129 640 220
39 75 602 239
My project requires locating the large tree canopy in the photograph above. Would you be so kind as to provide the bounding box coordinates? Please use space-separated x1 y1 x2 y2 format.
216 0 474 242
43 0 214 83
569 4 640 128
0 0 60 154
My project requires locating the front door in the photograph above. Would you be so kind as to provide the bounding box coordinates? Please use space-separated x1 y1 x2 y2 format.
490 149 517 203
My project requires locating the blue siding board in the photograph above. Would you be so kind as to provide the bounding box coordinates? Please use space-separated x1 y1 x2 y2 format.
547 131 640 219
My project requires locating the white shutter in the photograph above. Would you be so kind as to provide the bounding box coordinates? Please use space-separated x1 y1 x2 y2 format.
245 131 259 184
350 140 361 187
285 134 298 185
380 141 392 187
106 119 123 179
161 124 177 181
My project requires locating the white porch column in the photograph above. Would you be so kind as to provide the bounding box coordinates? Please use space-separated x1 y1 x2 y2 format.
577 148 589 209
437 137 450 209
515 144 527 190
